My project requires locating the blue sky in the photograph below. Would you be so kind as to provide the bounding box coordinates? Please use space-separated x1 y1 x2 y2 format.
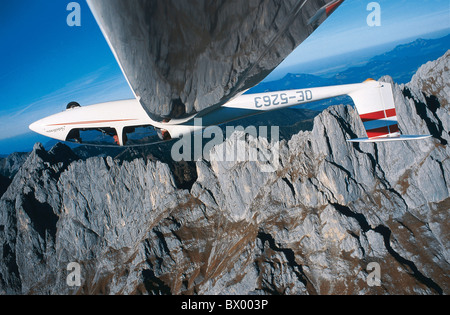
290 0 450 61
0 1 133 153
271 0 450 76
0 0 449 154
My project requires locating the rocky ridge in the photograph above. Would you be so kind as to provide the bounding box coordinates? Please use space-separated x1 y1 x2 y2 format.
0 51 448 295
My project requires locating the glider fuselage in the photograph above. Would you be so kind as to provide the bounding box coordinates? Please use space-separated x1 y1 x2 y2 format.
29 80 431 146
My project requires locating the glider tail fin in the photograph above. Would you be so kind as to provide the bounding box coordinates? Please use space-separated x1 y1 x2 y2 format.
347 79 432 143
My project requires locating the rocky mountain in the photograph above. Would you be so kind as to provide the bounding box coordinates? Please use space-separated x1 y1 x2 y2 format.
0 51 448 295
0 152 29 198
0 152 30 179
0 176 10 199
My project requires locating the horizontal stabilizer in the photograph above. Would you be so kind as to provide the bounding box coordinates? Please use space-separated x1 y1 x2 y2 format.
347 135 432 143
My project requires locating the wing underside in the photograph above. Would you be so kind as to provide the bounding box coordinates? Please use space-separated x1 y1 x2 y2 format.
86 0 345 122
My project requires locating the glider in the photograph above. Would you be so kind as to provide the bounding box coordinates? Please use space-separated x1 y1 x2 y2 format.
29 0 431 146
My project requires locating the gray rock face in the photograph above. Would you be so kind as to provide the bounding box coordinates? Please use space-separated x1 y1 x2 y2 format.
0 52 449 295
0 152 29 179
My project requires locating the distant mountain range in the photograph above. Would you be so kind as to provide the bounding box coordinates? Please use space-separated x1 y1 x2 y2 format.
334 34 450 84
250 34 450 94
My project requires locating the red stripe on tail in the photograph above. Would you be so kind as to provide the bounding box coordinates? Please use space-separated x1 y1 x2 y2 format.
366 124 399 139
360 108 397 122
385 108 397 118
360 110 385 122
367 126 390 138
389 124 399 133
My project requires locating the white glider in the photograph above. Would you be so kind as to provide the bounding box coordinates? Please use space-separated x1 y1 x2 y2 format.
29 79 431 146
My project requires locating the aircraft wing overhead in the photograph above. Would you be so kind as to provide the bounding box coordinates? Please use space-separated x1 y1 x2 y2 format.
86 0 344 121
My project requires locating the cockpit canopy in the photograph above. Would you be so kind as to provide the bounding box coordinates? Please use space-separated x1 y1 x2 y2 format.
65 125 170 146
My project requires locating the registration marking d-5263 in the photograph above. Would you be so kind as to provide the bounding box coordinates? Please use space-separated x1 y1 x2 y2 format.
254 89 313 108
